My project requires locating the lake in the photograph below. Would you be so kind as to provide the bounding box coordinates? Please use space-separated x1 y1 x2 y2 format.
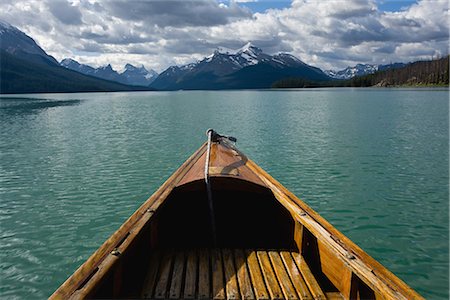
0 89 448 299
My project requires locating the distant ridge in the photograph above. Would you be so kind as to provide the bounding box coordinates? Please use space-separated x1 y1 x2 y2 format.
0 21 154 94
272 56 449 88
60 59 158 86
325 63 406 79
351 56 449 87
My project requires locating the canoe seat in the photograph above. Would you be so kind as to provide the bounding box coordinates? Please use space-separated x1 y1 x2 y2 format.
140 248 343 300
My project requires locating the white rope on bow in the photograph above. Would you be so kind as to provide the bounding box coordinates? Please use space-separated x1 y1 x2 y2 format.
205 129 217 246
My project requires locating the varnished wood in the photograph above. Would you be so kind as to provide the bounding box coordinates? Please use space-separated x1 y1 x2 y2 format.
291 252 326 300
245 157 423 299
257 251 283 300
52 136 424 300
154 250 174 299
141 250 161 298
268 251 298 299
326 292 345 300
169 251 185 299
177 142 266 188
198 249 211 299
183 249 197 299
234 249 255 300
294 222 303 253
50 143 207 300
245 250 269 300
212 249 226 300
279 252 312 300
223 249 240 300
140 249 336 300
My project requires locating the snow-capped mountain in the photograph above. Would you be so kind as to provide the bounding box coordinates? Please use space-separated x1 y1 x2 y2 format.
60 59 158 86
61 58 96 75
151 43 330 90
0 20 58 66
325 64 378 79
1 21 151 93
325 63 406 79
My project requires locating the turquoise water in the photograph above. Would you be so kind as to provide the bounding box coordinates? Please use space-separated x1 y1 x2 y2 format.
0 89 448 299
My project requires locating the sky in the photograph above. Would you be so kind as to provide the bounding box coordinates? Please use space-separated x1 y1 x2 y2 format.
0 0 448 73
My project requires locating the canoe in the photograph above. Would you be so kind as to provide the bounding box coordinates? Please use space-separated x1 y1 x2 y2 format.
50 130 423 300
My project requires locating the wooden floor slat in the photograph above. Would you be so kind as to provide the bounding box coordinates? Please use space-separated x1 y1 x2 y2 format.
141 249 326 300
245 250 270 300
268 251 298 299
223 249 241 300
169 251 185 299
198 249 211 299
291 252 326 300
212 249 226 300
257 251 284 300
279 252 312 300
183 249 197 299
141 250 161 299
154 250 174 299
234 249 255 300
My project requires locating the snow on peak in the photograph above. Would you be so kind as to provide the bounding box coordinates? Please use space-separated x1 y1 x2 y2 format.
170 42 308 75
325 64 378 79
237 42 254 52
216 46 237 55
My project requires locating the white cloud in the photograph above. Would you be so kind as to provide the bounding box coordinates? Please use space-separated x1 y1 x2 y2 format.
0 0 448 72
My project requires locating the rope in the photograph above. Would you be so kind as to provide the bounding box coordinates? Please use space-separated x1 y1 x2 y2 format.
205 129 217 246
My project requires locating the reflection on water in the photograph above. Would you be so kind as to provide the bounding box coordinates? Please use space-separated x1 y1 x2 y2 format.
0 89 448 299
0 98 82 115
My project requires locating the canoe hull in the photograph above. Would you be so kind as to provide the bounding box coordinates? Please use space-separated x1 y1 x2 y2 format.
50 137 423 300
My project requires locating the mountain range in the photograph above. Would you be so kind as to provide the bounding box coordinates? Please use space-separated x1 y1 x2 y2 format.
60 59 158 86
0 21 153 94
150 43 331 90
2 20 435 93
325 63 406 79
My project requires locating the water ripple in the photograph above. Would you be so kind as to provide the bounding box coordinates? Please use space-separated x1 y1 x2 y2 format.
0 90 448 299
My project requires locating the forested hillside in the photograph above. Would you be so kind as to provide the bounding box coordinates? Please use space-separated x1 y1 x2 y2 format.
350 56 449 87
272 56 449 88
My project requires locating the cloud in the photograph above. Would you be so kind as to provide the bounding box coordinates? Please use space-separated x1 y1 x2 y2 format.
0 0 448 72
104 0 252 28
47 0 83 25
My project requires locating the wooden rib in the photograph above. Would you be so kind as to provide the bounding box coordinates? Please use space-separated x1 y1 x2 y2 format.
198 249 210 299
141 250 161 299
154 250 174 299
279 252 312 300
222 249 240 300
256 251 283 300
234 249 255 300
291 252 326 300
245 250 269 300
184 249 197 299
169 251 185 299
212 249 226 300
268 251 298 299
